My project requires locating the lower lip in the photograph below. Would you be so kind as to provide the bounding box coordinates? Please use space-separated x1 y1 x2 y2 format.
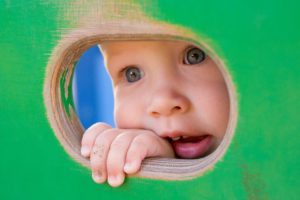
171 135 213 159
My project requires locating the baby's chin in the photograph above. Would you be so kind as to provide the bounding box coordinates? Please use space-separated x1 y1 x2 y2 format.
169 134 218 159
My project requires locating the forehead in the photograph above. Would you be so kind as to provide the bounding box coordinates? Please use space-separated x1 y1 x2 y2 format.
99 40 190 57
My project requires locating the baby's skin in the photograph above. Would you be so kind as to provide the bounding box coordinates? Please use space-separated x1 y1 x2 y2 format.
81 41 229 187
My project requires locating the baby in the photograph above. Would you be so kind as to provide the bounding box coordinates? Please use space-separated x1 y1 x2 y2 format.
80 40 229 187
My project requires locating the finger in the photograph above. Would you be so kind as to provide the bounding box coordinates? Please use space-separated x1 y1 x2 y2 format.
124 133 174 174
90 129 119 184
124 134 150 174
81 122 111 157
106 131 139 187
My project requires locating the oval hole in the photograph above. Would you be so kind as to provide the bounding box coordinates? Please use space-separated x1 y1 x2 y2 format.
44 27 238 180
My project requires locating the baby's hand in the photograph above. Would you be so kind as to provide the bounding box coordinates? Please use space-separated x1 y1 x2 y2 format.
81 122 174 187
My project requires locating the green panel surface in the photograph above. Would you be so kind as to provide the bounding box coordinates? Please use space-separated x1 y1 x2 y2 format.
0 0 299 199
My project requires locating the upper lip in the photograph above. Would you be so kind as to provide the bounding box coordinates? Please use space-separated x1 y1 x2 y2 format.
160 131 187 139
160 130 209 141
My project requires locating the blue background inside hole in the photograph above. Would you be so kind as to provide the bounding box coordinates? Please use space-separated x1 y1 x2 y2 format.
72 45 115 129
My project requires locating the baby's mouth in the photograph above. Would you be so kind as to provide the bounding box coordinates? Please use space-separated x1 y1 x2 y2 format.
168 135 213 159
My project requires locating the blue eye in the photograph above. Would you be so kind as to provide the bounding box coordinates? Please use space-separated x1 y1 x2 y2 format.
124 66 143 83
184 47 206 65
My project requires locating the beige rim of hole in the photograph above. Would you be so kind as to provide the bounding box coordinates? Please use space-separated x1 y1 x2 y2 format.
43 22 238 180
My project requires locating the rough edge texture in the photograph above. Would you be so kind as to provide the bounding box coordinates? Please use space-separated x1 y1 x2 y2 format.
43 1 238 180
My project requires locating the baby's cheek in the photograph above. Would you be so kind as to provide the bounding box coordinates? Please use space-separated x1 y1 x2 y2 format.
114 105 126 128
114 100 142 129
210 86 230 138
195 83 229 139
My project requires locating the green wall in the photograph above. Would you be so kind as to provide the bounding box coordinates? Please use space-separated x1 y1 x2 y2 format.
1 0 299 199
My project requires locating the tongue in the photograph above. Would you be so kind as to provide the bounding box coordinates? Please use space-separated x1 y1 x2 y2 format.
171 135 212 159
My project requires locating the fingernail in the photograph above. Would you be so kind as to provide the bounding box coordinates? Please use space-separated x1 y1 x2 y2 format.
124 162 138 174
124 163 132 172
81 146 89 157
108 175 124 187
92 172 103 183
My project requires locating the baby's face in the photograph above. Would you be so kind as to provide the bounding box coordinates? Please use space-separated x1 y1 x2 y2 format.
100 41 229 158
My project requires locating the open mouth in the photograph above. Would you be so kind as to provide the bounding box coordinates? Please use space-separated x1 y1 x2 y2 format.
168 135 213 159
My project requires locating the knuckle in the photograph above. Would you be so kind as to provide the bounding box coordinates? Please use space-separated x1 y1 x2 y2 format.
82 123 110 145
94 128 116 144
107 159 122 177
110 132 130 149
81 131 92 146
132 134 147 146
129 135 149 157
91 142 106 163
90 122 112 130
90 158 103 171
107 162 118 176
92 142 105 156
94 133 104 145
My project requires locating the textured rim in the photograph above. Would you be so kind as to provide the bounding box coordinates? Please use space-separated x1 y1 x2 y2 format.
43 22 238 180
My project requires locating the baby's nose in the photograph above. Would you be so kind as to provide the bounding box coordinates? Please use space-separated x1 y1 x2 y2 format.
147 88 191 117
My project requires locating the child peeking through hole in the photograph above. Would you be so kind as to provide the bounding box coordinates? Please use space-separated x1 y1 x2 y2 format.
80 40 229 187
